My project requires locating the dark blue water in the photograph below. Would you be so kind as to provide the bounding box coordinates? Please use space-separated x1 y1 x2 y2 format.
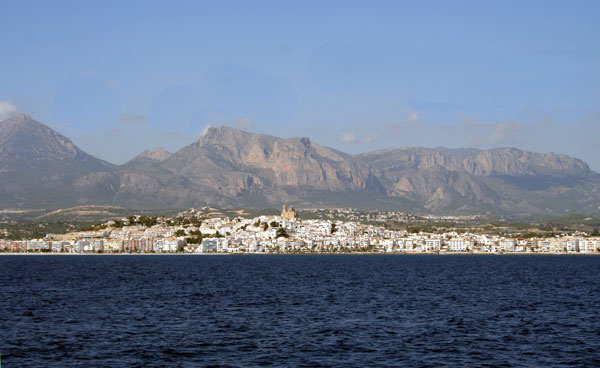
1 255 599 367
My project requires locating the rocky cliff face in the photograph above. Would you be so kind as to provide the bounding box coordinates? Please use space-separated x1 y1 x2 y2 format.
169 126 374 190
359 146 596 212
459 148 591 177
1 115 599 214
361 146 591 178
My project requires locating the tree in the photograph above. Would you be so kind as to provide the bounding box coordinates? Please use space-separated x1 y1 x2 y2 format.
270 221 279 228
276 227 289 238
175 229 186 237
330 223 337 234
186 235 202 244
138 216 158 227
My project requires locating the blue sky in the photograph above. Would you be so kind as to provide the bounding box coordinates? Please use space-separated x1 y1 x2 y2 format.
1 0 599 169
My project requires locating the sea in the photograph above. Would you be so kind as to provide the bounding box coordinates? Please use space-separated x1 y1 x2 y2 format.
0 254 599 367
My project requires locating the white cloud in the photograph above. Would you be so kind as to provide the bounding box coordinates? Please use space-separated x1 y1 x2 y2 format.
201 125 213 137
235 117 258 130
381 114 600 171
364 133 378 143
338 131 378 144
0 100 18 121
387 120 421 137
105 79 120 88
339 132 359 143
387 118 528 148
489 121 523 145
120 113 146 124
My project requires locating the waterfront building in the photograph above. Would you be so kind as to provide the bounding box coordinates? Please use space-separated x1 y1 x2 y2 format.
499 239 515 252
425 238 442 251
447 239 468 252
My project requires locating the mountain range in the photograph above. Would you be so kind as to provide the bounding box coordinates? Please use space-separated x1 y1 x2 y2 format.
1 114 599 215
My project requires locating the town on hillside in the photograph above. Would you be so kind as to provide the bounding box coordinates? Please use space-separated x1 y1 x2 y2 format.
1 206 599 254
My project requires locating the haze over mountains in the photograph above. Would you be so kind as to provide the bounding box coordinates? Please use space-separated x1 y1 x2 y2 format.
1 114 599 215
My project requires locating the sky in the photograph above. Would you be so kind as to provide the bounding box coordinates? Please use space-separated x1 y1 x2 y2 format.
1 0 599 169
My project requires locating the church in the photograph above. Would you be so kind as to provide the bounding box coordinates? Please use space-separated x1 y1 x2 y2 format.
281 205 298 220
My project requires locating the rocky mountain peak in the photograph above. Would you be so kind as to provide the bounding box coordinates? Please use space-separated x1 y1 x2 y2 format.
137 147 171 161
0 114 42 134
0 114 88 162
200 125 250 141
4 113 33 123
124 147 173 167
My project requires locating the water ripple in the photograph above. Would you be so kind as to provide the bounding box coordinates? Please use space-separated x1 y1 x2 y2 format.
0 255 599 367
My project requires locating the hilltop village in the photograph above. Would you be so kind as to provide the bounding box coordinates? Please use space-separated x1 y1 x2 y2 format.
1 206 599 254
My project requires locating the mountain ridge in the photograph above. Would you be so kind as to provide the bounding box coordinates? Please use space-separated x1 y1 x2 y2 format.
1 114 599 215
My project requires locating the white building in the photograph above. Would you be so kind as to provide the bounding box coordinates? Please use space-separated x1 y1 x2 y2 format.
499 239 515 252
425 238 442 251
447 239 468 252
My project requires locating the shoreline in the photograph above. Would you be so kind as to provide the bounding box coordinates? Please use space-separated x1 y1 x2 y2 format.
0 252 598 256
